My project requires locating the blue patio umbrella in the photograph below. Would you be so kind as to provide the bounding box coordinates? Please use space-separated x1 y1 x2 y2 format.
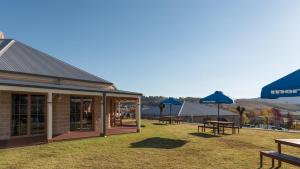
261 69 300 99
200 91 234 134
160 98 182 123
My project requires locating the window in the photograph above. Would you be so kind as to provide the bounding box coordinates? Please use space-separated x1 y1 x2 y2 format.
70 97 81 131
31 95 46 135
11 94 46 136
11 94 28 136
70 97 93 131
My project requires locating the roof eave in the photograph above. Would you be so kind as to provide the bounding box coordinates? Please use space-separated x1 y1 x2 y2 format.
0 70 114 85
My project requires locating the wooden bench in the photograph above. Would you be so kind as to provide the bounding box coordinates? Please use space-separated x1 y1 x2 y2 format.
260 151 300 168
198 124 205 133
222 126 240 134
158 117 168 124
198 124 217 134
175 117 184 124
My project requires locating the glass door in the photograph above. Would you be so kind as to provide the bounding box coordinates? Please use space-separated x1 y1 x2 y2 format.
30 95 46 135
70 97 93 131
82 98 93 130
70 97 81 131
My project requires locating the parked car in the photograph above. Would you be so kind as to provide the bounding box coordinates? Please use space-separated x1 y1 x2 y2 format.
271 126 286 131
243 124 255 128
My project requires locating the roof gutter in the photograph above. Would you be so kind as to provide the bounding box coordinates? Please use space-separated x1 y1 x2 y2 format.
0 70 114 85
0 81 142 96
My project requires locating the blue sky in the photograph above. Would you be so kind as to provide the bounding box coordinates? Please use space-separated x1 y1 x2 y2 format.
1 0 300 98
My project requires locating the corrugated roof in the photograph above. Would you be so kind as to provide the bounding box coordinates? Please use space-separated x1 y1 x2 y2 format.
0 39 112 84
179 101 238 116
0 78 142 95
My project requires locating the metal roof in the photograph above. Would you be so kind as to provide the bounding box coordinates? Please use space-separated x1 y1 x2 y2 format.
179 101 238 116
0 78 142 96
142 105 182 117
0 39 112 84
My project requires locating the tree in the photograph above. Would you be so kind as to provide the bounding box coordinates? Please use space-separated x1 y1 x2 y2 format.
287 112 294 129
236 106 246 128
261 109 271 129
272 108 282 127
242 114 250 124
158 103 165 117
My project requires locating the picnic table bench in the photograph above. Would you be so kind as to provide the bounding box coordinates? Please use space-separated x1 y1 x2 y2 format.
159 116 183 124
198 121 239 135
260 139 300 168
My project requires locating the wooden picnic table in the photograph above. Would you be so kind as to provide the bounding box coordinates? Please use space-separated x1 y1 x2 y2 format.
204 120 235 134
275 139 300 167
159 116 182 124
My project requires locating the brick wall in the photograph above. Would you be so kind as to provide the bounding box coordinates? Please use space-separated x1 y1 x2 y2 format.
94 96 102 133
53 94 70 135
0 91 11 140
0 92 104 139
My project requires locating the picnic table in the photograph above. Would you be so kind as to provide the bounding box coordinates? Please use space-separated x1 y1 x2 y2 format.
260 139 300 168
275 139 300 167
159 116 183 124
199 120 239 135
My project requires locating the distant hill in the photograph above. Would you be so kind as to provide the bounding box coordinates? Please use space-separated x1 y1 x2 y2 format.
142 96 199 107
222 98 300 113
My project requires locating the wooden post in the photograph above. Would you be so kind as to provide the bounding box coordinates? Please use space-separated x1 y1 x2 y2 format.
101 93 107 137
47 92 53 141
260 152 263 168
278 143 282 167
136 96 141 132
217 104 220 134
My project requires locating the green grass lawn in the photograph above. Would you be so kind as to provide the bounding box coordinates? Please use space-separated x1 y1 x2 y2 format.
1 120 300 169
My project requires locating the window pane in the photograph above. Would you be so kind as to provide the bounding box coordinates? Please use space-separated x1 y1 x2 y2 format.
20 95 28 104
20 105 28 115
30 95 46 135
11 94 28 136
70 97 81 131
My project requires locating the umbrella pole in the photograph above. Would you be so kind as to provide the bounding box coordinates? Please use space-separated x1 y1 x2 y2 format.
170 104 172 124
218 104 220 134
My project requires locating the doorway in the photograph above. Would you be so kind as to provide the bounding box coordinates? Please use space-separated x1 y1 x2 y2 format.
70 97 94 131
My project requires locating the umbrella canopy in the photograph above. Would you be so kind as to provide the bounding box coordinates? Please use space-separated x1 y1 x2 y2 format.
200 91 233 134
261 69 300 99
200 91 233 104
160 98 182 105
159 98 182 120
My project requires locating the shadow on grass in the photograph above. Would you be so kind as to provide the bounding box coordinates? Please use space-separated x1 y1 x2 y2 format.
141 125 146 128
130 137 188 149
152 123 167 126
257 166 280 169
189 132 220 138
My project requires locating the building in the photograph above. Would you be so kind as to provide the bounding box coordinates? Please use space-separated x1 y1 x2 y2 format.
142 101 239 125
178 101 239 125
0 36 142 147
142 105 182 118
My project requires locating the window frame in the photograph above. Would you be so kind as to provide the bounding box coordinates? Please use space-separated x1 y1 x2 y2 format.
70 96 95 131
11 92 47 138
